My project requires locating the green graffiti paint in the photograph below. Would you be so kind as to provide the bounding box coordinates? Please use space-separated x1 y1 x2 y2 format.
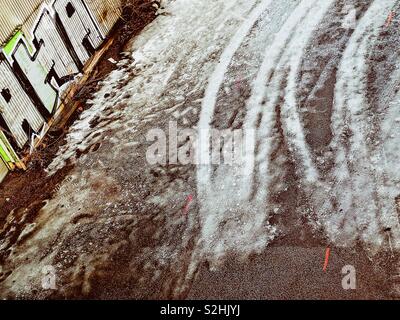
3 30 33 56
0 131 20 164
13 44 58 113
3 31 56 114
0 142 11 163
3 31 22 56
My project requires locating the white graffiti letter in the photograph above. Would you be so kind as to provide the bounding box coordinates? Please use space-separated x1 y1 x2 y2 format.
53 0 103 65
0 58 45 148
12 40 58 114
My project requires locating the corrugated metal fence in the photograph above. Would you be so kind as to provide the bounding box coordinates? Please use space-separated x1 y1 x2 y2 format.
0 0 52 44
0 0 122 182
0 0 122 45
85 0 122 37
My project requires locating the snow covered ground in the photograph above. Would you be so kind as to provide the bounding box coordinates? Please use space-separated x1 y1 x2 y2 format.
1 0 400 299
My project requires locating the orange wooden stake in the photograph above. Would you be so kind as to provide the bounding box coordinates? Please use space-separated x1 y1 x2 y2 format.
183 194 194 216
323 247 331 272
385 11 395 28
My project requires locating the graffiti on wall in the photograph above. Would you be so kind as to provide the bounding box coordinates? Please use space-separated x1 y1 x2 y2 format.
53 0 103 66
32 9 80 85
0 0 116 167
0 131 23 169
0 53 46 149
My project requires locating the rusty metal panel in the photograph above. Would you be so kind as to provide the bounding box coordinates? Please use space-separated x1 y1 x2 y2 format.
0 157 8 182
84 0 122 37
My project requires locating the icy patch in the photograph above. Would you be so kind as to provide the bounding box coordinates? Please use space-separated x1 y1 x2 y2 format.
315 0 400 249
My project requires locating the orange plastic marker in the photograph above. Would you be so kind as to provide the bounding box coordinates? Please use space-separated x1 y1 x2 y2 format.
323 247 331 272
385 11 395 28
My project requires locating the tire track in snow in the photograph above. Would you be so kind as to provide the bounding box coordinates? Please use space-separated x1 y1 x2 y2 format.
194 0 334 267
297 1 370 167
376 90 400 295
243 0 318 204
237 0 335 242
319 0 400 247
195 0 276 264
363 0 400 256
247 0 335 207
197 0 273 180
